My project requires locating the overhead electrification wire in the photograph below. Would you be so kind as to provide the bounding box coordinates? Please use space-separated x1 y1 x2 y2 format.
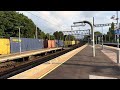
36 11 70 29
26 11 70 31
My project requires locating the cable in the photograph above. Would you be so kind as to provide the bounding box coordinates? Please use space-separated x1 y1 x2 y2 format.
26 11 70 31
37 11 70 29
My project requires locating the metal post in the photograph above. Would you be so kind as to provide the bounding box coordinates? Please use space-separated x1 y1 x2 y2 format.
88 29 90 44
117 11 119 49
19 27 21 54
102 26 103 50
117 35 119 48
116 11 119 63
73 20 95 57
115 34 116 42
36 26 38 39
105 34 106 43
93 17 95 57
93 26 95 57
117 35 120 63
96 35 97 44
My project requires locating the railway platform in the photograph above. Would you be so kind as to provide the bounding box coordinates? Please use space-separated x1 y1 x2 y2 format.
42 45 120 79
0 47 63 63
8 44 120 79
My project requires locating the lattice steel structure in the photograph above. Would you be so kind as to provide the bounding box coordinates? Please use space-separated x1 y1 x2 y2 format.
94 23 117 27
62 29 90 39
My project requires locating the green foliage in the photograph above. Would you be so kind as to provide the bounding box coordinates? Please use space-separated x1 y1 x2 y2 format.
37 27 46 39
0 11 46 39
94 31 102 35
0 11 77 40
50 35 55 40
53 31 64 40
94 31 102 43
64 35 75 41
45 33 50 39
106 22 115 42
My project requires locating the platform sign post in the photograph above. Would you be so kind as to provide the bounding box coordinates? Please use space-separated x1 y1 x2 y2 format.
19 27 21 54
115 29 120 63
117 34 120 63
73 20 95 57
102 26 104 50
15 26 23 54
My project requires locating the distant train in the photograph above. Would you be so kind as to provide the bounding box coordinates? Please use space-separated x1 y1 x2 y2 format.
0 37 80 55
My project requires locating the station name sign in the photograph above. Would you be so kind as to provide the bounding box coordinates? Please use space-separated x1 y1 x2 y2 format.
114 29 120 35
94 23 117 27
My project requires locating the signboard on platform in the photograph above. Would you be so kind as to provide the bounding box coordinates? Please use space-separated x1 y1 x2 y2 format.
114 29 120 35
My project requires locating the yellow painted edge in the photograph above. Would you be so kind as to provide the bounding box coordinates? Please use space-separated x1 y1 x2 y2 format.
38 57 69 79
102 45 120 50
38 44 88 79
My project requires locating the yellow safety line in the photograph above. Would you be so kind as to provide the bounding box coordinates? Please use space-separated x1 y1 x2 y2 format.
38 58 69 79
103 45 120 50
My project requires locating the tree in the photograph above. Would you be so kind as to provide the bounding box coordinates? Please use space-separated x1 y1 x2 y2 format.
110 22 115 42
53 31 59 40
106 22 115 42
53 31 64 40
94 31 102 44
108 27 112 42
0 11 46 39
94 31 102 36
45 33 50 40
50 35 55 40
59 31 64 40
63 35 75 41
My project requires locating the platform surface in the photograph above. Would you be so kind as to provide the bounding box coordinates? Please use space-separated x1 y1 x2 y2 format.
0 47 62 62
42 45 120 79
8 44 87 79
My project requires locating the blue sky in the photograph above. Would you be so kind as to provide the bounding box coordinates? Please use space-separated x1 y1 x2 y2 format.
19 11 119 35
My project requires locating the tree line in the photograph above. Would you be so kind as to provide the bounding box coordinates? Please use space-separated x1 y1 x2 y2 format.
94 22 117 43
0 11 75 41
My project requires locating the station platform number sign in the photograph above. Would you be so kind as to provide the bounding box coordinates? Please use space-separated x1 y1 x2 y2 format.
114 29 120 35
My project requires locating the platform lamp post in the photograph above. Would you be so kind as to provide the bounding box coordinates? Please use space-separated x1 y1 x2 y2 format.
101 26 104 50
73 20 95 57
111 11 119 43
16 26 23 54
111 11 119 63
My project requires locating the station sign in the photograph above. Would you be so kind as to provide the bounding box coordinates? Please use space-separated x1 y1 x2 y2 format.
94 23 117 27
12 39 22 42
114 29 120 35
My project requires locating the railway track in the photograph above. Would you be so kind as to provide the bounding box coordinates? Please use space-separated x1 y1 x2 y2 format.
0 43 85 79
